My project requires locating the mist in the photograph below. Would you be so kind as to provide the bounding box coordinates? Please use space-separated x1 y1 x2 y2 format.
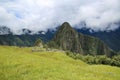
0 0 120 34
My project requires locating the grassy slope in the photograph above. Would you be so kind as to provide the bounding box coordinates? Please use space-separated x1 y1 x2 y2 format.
0 46 120 80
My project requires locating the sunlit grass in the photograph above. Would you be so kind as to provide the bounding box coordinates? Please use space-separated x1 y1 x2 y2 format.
0 46 120 80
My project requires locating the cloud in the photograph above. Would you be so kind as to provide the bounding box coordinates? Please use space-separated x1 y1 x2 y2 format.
0 0 120 34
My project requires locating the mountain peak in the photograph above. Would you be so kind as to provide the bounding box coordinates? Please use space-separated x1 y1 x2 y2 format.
49 22 113 57
62 22 70 26
60 22 73 30
52 22 82 53
0 26 12 35
57 22 76 34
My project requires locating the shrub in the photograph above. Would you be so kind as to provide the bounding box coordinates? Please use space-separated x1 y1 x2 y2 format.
111 55 120 67
83 55 95 64
65 51 120 67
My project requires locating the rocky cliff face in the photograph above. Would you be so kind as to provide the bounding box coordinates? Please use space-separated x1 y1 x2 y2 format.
50 22 113 56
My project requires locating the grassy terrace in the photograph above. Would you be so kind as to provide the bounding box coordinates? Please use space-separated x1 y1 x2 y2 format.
0 46 120 80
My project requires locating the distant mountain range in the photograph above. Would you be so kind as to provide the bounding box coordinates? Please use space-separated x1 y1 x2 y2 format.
76 27 120 52
0 23 120 52
0 27 54 46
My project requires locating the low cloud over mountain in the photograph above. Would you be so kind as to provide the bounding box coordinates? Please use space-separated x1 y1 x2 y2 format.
0 0 120 34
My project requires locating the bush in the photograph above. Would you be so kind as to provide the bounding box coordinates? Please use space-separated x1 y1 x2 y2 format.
112 55 120 61
96 56 110 64
83 55 95 64
65 51 120 67
66 51 77 59
111 55 120 67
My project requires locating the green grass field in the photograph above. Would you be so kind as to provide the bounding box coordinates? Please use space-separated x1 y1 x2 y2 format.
0 46 120 80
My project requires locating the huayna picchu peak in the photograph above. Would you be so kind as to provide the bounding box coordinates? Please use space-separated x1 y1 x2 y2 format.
49 22 114 57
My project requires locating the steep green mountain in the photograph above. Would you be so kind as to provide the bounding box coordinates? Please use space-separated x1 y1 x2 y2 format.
49 22 113 56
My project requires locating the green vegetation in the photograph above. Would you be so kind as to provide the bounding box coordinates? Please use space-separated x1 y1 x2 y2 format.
0 34 50 47
49 22 113 57
66 51 120 67
0 46 120 80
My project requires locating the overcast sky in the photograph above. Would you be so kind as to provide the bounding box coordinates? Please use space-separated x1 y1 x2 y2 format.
0 0 120 34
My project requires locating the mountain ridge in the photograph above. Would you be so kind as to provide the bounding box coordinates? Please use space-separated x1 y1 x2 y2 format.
49 22 113 56
76 27 120 51
0 24 120 52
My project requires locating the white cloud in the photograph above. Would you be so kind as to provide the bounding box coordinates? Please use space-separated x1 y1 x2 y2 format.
0 0 120 34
